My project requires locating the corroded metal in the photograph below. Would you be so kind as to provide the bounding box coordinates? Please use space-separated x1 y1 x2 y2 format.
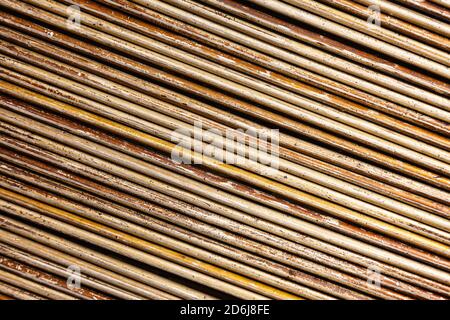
0 0 448 300
2 83 450 258
355 0 450 30
318 0 450 50
0 256 112 300
2 154 449 299
247 0 450 71
0 204 290 300
1 56 449 238
1 21 449 199
1 112 450 289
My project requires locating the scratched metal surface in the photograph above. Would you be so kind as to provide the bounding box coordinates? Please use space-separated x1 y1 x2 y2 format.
0 0 449 300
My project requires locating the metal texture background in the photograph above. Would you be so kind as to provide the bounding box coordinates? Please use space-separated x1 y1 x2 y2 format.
0 0 449 300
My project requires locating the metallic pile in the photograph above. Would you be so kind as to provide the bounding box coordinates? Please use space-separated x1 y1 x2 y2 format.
0 0 449 300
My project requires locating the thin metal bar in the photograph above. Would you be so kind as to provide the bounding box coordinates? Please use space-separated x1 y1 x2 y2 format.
0 233 211 300
1 84 450 255
0 292 13 300
428 0 450 10
316 0 450 50
0 268 77 300
0 176 337 299
392 0 450 20
0 202 287 300
353 0 450 34
2 161 447 299
1 118 450 288
0 281 44 300
0 56 448 235
0 256 112 300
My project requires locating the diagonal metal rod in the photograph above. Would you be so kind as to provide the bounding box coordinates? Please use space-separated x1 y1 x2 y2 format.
1 84 450 251
2 159 448 299
0 232 212 300
1 115 449 286
0 203 291 299
0 57 448 233
0 268 77 300
395 0 450 19
0 280 45 300
356 0 450 27
245 0 450 70
0 256 114 300
314 0 450 50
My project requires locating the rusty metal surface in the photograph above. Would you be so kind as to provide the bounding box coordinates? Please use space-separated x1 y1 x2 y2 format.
0 0 449 300
0 255 112 300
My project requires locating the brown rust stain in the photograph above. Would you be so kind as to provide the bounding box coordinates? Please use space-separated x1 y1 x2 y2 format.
0 171 379 299
1 98 449 272
1 12 449 140
63 0 450 135
0 256 110 300
3 6 446 140
2 27 450 192
213 0 450 93
0 293 13 300
397 0 450 20
315 0 450 50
